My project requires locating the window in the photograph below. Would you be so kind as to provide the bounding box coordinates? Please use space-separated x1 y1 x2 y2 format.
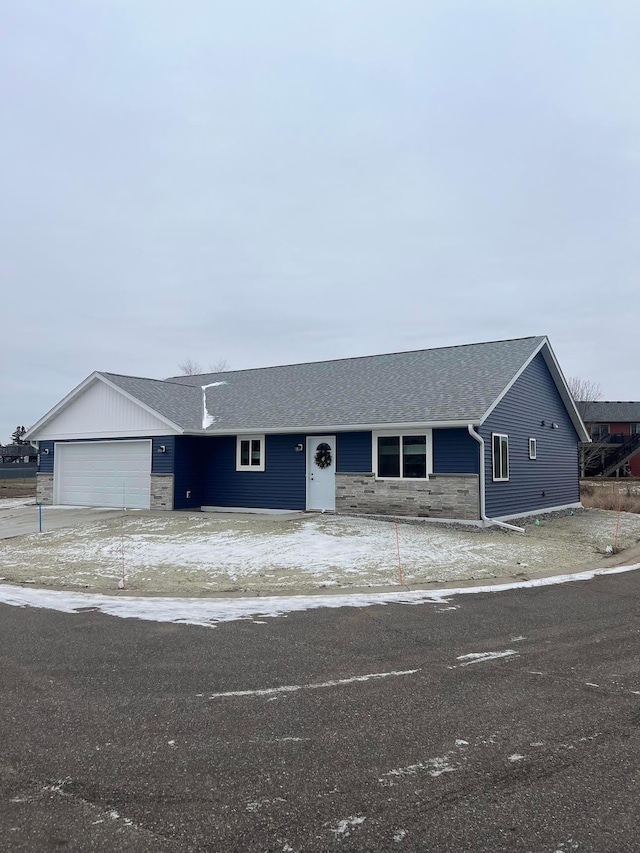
528 438 537 460
591 423 610 442
236 435 265 472
492 433 509 481
375 432 431 479
632 424 639 436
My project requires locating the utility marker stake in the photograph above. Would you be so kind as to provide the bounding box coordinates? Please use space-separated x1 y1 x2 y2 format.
614 496 622 553
38 503 43 534
395 516 404 587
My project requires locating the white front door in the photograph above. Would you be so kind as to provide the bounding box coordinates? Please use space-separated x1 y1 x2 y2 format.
306 435 336 511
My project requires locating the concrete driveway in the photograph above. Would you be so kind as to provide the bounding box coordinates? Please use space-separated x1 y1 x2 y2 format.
0 500 126 540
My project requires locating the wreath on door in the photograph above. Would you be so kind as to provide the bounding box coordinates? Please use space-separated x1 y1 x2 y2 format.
314 443 332 469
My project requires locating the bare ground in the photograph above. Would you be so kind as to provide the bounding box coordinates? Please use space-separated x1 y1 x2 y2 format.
0 477 36 500
1 507 639 596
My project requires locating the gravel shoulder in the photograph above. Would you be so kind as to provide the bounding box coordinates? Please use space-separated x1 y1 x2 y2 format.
1 507 639 596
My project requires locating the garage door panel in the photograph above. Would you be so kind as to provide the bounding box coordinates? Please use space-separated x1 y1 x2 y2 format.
55 441 152 509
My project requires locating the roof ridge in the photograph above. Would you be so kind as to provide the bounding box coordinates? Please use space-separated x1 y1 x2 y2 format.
164 335 546 382
101 371 197 389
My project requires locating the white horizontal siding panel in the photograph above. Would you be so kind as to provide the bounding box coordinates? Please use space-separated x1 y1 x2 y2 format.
54 441 151 509
37 379 175 439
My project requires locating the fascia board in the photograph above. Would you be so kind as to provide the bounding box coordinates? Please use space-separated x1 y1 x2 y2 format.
478 338 546 425
25 372 185 440
24 372 102 440
183 420 474 437
478 338 591 442
538 345 591 442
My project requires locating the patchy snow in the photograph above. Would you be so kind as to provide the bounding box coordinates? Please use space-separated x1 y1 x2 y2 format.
0 563 639 627
0 498 35 509
5 510 638 596
207 669 419 699
508 753 525 762
456 650 518 667
328 816 366 837
201 381 227 429
393 829 407 843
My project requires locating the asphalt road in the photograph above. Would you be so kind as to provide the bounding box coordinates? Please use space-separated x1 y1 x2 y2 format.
1 570 640 852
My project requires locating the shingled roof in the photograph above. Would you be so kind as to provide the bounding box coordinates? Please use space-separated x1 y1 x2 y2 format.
578 401 640 423
104 335 548 432
28 335 589 440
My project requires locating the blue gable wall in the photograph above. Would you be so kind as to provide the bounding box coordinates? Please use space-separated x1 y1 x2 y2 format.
480 353 580 518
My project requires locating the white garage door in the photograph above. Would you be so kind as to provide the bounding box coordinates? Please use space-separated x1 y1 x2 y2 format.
54 441 152 509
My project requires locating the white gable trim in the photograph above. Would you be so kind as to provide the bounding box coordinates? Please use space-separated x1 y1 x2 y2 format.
25 372 184 440
478 338 590 442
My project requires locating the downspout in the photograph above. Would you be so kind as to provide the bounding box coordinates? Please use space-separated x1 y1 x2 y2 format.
467 425 525 534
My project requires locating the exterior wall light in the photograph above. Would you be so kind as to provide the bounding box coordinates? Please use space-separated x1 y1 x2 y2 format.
551 423 559 430
295 443 304 452
158 445 167 453
42 448 50 454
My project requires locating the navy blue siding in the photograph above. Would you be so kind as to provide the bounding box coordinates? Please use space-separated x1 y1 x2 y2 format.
336 432 372 472
433 429 479 474
203 434 307 510
480 353 580 518
151 436 175 473
38 441 55 473
173 437 206 510
36 437 175 475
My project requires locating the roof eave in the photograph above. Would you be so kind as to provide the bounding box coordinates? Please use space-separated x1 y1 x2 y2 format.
24 372 186 440
478 337 590 442
183 419 478 436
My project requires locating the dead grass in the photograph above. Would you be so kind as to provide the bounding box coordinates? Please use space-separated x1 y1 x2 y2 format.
0 477 36 499
581 480 640 513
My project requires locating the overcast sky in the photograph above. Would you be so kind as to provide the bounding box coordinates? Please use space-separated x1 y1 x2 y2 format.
1 1 638 442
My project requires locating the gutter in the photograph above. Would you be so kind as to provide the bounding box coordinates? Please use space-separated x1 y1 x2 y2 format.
467 425 525 534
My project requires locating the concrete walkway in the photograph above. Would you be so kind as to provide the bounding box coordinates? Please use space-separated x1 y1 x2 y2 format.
0 503 126 539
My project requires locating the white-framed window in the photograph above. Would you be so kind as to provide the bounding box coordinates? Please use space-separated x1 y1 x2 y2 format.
492 433 509 481
236 435 265 472
373 430 433 479
528 438 537 460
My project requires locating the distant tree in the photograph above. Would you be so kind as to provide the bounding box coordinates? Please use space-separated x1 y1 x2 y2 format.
178 358 230 376
11 426 27 445
567 376 602 419
177 359 203 376
567 377 605 476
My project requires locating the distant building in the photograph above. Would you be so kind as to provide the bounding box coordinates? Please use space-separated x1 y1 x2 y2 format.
578 402 640 477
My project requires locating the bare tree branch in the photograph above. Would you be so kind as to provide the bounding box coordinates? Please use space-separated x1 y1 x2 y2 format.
208 359 230 373
177 359 204 376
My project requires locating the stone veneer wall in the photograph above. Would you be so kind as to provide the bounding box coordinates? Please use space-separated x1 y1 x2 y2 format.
36 472 54 505
335 472 480 520
150 474 174 510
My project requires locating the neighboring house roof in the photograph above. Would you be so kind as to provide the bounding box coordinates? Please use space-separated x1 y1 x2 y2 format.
579 401 640 423
25 336 590 441
0 444 36 457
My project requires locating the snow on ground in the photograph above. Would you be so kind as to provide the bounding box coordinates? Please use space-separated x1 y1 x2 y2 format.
0 563 638 627
0 497 35 509
0 509 639 595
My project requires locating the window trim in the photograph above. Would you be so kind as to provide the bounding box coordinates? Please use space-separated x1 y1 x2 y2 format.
528 437 537 460
372 429 433 480
235 435 265 472
492 433 509 482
